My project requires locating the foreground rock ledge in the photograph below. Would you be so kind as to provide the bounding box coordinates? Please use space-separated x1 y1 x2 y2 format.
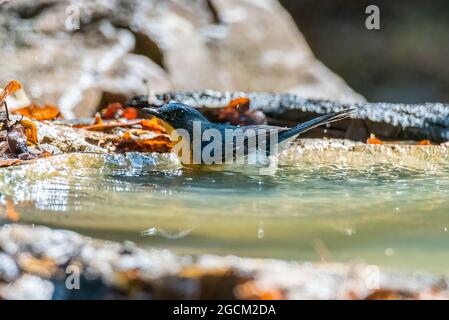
0 224 448 300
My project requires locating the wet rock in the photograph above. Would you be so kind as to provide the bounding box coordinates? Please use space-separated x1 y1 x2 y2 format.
0 252 19 282
0 0 363 119
99 54 171 107
0 274 54 300
0 223 448 300
130 91 449 142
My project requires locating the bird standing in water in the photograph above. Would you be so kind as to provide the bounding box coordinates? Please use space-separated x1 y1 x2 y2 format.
134 102 352 165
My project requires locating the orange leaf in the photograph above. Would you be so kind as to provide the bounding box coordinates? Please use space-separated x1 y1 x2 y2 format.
20 119 38 145
19 256 57 278
101 103 124 120
6 200 20 222
367 134 383 145
218 97 250 124
235 280 285 300
38 151 53 158
418 139 432 145
123 107 138 120
116 135 172 153
141 118 166 134
0 159 22 167
94 112 103 125
217 97 265 125
14 103 61 121
1 80 22 103
84 120 141 132
5 80 22 95
101 103 138 120
228 97 250 110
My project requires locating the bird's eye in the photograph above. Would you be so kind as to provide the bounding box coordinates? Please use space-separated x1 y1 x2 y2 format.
175 109 185 118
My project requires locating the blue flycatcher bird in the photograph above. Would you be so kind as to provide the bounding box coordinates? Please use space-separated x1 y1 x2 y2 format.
137 102 352 165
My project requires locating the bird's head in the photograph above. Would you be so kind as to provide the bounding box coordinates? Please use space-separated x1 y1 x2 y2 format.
141 103 210 131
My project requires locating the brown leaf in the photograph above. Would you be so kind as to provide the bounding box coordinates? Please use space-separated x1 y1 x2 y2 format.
101 103 138 120
123 107 138 120
5 200 20 222
94 112 103 125
116 129 172 153
0 159 23 167
234 280 285 300
13 103 61 121
365 289 417 300
367 134 384 145
18 255 58 278
218 97 250 124
141 118 166 134
417 139 432 145
227 97 251 112
118 137 172 153
101 103 124 120
0 80 22 103
84 119 141 132
20 119 38 145
217 97 266 125
179 266 232 278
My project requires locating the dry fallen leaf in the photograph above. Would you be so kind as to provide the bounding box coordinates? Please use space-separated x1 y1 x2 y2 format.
18 254 58 278
116 129 172 153
179 266 232 278
84 119 141 132
217 97 266 126
14 103 61 121
365 289 417 300
101 103 124 120
123 107 138 120
417 139 432 145
0 80 22 103
19 119 38 145
0 158 23 167
5 200 20 222
94 112 103 125
141 118 166 134
101 103 138 120
218 97 250 124
367 134 384 145
235 280 285 300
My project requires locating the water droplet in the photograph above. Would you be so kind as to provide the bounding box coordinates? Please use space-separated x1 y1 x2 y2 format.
384 248 394 256
141 227 157 236
257 221 264 239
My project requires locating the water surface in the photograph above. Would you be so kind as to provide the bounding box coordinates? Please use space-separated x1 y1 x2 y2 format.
1 141 449 273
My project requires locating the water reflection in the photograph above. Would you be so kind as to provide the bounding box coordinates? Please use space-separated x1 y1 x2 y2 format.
1 147 449 272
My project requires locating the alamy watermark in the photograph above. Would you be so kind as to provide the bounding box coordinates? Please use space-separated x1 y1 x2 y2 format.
65 5 81 31
366 5 380 30
65 264 80 290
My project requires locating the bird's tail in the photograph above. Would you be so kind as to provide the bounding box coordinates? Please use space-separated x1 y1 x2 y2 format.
278 109 354 142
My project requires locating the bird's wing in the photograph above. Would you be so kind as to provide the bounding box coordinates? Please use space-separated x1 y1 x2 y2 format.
241 125 290 133
217 125 287 161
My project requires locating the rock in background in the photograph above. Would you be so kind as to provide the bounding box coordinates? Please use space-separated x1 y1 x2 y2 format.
0 0 364 119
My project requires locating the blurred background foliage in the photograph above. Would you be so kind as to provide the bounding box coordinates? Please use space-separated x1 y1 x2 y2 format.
281 0 449 103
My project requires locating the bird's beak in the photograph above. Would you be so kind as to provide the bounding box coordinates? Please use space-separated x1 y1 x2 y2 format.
141 108 165 120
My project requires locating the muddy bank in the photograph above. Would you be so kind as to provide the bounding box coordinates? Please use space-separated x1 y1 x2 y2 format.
0 224 448 300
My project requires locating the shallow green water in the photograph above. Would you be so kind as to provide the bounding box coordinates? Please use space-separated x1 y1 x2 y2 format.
1 142 449 273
